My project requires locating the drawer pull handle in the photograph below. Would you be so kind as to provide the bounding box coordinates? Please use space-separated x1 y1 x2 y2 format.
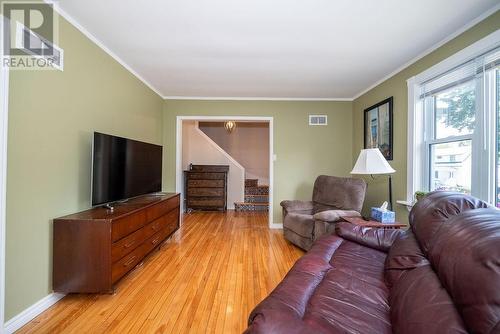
152 224 159 230
123 256 137 267
124 240 135 248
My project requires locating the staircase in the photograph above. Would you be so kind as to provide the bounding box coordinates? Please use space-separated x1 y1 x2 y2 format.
234 179 269 212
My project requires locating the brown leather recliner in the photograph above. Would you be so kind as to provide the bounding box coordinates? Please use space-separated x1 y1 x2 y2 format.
246 191 500 334
280 175 367 250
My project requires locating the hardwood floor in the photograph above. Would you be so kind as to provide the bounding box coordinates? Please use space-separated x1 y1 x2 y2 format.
18 211 304 334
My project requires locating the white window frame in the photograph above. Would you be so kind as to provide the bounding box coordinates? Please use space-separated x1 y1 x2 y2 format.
406 30 500 204
422 80 476 195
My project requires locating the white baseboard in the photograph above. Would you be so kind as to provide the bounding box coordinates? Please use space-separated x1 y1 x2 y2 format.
269 223 283 229
4 292 65 333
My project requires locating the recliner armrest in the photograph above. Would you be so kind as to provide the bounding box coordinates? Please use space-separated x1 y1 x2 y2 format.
280 200 314 212
335 222 404 252
313 210 361 222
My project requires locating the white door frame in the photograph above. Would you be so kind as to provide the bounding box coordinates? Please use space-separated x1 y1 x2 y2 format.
0 47 9 329
175 116 278 228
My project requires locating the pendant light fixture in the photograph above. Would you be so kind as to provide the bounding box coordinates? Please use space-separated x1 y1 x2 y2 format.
224 121 236 133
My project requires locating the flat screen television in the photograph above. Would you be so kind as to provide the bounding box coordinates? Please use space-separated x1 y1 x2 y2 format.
91 132 163 206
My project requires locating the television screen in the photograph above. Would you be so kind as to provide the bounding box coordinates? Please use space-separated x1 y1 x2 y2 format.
91 132 162 206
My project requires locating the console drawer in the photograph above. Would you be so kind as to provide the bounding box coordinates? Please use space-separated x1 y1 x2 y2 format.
111 241 147 283
112 211 147 242
112 225 173 283
112 209 179 263
112 227 145 263
143 227 169 254
146 196 180 221
163 217 178 237
144 209 177 236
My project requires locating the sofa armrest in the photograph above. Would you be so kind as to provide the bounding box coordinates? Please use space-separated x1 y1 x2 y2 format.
280 200 314 212
335 222 404 252
313 210 361 222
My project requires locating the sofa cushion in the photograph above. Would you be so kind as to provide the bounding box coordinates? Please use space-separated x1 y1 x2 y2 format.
312 209 360 222
389 265 467 334
426 209 500 334
312 175 366 214
246 235 391 334
409 191 489 254
246 236 343 334
280 200 314 214
302 240 391 333
336 222 404 253
384 230 429 287
283 213 314 238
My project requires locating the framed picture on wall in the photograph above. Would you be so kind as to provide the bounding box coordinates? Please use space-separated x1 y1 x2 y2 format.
364 97 393 160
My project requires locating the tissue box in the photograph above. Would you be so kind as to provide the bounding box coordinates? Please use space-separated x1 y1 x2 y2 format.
370 207 395 223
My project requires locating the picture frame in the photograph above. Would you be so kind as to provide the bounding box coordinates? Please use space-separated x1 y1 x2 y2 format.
364 97 393 160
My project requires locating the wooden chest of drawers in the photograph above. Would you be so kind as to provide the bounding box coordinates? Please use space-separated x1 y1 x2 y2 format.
184 165 228 212
53 193 180 293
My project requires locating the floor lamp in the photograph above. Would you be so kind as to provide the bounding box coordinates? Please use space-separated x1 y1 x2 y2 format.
351 148 396 210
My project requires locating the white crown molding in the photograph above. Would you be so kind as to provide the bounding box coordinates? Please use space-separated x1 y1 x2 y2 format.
163 96 353 101
47 2 164 98
4 293 65 333
352 3 500 100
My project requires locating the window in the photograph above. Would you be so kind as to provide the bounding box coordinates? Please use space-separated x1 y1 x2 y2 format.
496 69 500 207
423 77 475 195
407 31 500 205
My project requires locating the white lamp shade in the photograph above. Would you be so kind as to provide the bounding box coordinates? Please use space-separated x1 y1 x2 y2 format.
351 148 395 175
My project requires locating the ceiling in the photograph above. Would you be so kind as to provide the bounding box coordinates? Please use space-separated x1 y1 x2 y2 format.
58 0 499 99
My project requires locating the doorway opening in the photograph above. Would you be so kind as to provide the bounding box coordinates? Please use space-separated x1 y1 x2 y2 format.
175 116 277 228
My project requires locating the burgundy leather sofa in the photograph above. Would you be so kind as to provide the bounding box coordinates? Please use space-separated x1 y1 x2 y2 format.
245 192 500 334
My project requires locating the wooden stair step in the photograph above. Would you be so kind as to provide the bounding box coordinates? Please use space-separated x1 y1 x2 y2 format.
234 202 269 212
245 185 269 195
235 202 268 206
245 179 259 187
244 195 269 203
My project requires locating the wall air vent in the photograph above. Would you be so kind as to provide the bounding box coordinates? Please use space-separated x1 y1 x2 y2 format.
15 21 64 71
309 115 328 126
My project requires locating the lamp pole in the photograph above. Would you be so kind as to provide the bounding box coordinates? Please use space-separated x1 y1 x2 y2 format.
388 174 393 211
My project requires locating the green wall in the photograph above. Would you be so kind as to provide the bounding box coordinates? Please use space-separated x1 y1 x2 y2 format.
162 100 354 224
352 11 500 222
6 18 163 319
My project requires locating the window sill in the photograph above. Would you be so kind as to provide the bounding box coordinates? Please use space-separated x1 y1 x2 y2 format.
396 200 414 212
